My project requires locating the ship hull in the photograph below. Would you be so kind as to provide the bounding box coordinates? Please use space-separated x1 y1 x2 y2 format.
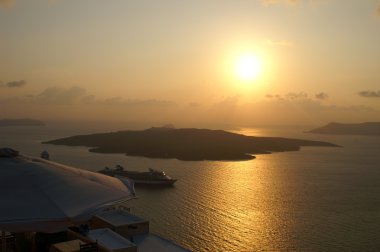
98 170 177 185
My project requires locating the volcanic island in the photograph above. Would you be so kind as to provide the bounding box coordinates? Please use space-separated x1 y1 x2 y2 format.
44 127 339 161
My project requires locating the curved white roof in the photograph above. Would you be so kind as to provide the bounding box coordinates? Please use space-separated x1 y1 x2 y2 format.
0 151 135 233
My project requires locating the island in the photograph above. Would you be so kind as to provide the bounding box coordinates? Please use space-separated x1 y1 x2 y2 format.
307 122 380 136
0 118 45 127
43 127 338 161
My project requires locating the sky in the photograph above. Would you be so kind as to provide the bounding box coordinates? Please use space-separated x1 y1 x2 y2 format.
1 0 380 127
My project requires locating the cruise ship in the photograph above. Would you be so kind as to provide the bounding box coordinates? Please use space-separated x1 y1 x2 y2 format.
98 165 177 185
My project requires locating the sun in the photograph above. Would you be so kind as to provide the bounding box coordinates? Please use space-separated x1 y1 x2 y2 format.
235 55 262 81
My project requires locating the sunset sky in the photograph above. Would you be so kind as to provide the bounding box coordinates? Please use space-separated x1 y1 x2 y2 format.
1 0 380 126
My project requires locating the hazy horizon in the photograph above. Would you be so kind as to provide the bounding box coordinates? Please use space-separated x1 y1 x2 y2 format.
4 117 380 131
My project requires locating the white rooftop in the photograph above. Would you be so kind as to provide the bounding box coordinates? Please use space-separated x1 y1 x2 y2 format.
96 209 146 225
87 228 136 250
133 233 191 252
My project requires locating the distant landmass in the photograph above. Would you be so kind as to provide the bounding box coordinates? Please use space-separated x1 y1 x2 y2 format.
308 122 380 136
44 127 338 161
0 118 45 127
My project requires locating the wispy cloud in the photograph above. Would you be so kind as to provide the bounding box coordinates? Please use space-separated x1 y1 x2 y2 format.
358 90 380 98
101 97 175 107
0 85 176 108
286 92 308 99
0 85 178 122
265 94 283 100
266 40 294 47
1 87 378 125
315 92 328 100
266 92 309 100
267 92 330 101
244 92 377 126
262 0 298 5
33 86 87 105
262 96 374 113
0 80 26 88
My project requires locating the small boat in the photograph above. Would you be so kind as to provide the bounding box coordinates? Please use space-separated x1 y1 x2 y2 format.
40 150 50 160
98 165 177 185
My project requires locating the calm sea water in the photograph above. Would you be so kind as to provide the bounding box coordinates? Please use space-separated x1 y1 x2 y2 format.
1 122 380 251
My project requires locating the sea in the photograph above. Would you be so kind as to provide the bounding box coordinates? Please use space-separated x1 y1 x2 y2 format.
1 121 380 251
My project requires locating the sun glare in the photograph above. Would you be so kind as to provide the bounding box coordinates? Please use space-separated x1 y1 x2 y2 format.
235 55 262 81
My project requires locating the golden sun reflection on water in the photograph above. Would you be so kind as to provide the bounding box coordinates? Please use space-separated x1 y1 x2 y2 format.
120 128 380 251
229 127 269 137
191 157 291 251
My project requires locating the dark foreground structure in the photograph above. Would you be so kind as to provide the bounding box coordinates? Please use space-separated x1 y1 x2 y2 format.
0 148 189 252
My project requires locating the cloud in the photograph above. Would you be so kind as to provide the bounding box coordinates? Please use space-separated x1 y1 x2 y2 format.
252 93 377 126
264 91 375 113
358 90 380 98
214 95 240 107
267 92 330 101
0 80 26 88
102 97 175 107
262 0 298 5
266 40 294 47
259 91 377 124
315 92 328 100
1 86 379 126
0 85 176 108
326 104 375 112
0 85 178 122
177 93 379 128
266 92 309 100
81 94 96 104
286 92 308 99
266 94 283 100
33 86 87 105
